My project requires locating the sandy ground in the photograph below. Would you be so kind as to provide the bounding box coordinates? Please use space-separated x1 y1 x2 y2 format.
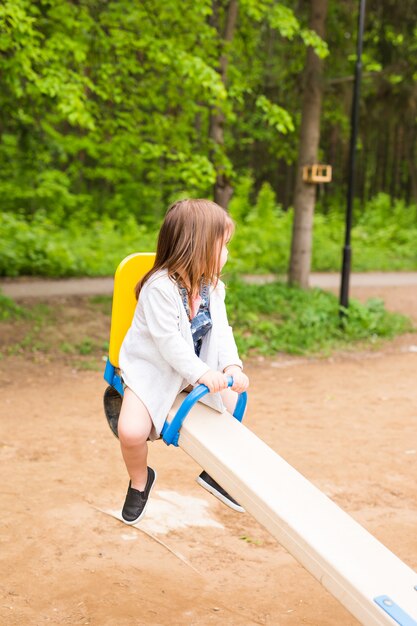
0 284 416 625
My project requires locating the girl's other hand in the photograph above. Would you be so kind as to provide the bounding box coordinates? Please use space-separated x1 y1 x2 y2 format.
198 370 229 393
224 365 249 394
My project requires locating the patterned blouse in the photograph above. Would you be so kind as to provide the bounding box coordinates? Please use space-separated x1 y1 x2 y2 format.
179 282 212 357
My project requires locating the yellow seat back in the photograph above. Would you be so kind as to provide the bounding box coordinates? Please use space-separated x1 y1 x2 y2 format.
108 252 155 368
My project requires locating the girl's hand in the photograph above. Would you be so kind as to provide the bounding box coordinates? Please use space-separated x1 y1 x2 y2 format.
198 370 229 393
224 366 249 394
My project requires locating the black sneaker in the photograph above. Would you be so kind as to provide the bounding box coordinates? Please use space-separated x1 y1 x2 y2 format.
196 471 244 513
121 467 157 524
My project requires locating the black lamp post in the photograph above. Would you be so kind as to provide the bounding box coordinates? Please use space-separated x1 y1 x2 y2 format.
339 0 366 311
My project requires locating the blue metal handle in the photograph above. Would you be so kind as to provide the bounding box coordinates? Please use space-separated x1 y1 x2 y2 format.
161 376 248 446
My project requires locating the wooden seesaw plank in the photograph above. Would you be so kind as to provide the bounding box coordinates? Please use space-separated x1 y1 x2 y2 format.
166 394 417 626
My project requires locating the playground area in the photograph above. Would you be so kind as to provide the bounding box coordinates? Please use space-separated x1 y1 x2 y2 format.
1 282 416 625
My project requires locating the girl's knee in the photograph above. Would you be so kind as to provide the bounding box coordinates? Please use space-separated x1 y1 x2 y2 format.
118 388 152 447
118 422 149 448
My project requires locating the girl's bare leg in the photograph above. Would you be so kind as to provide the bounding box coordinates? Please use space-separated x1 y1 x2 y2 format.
118 388 153 491
220 388 238 415
197 387 244 512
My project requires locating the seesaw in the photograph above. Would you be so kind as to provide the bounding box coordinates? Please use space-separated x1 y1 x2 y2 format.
104 253 417 626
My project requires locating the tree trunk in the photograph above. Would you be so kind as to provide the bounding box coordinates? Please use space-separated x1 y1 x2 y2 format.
209 0 238 208
288 0 328 288
407 129 417 202
406 87 417 202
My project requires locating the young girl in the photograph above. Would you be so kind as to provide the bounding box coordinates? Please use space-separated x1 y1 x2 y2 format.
118 198 249 524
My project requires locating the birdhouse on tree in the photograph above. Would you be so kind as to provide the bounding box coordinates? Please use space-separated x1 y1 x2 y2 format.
302 164 332 184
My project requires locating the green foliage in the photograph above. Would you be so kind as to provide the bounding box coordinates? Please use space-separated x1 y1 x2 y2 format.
0 291 26 320
226 281 412 356
299 28 329 58
0 0 314 223
0 0 416 230
0 211 157 277
256 96 295 134
0 298 52 357
88 295 112 316
228 184 417 274
1 188 416 277
322 0 417 205
1 0 416 281
228 178 292 273
313 193 417 271
76 338 94 356
1 278 410 364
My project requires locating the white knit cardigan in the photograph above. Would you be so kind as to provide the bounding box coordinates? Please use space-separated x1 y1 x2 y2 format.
119 269 243 439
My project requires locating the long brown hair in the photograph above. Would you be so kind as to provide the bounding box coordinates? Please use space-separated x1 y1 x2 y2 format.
135 198 234 299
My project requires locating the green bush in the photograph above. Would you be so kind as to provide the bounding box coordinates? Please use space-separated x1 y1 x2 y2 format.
313 192 417 271
226 280 412 356
0 187 416 277
0 282 410 359
0 212 157 277
228 184 417 274
228 178 292 273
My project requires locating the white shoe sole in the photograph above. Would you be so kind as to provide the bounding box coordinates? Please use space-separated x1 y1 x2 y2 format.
196 475 245 513
122 469 157 525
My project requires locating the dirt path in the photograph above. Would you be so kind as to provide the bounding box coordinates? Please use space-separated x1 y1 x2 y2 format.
0 284 416 625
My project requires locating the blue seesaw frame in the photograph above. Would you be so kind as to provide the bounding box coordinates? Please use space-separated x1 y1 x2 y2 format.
104 359 247 447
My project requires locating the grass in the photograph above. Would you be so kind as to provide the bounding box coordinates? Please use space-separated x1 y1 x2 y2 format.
226 281 413 357
0 293 110 368
0 293 53 357
0 284 413 367
0 292 27 320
